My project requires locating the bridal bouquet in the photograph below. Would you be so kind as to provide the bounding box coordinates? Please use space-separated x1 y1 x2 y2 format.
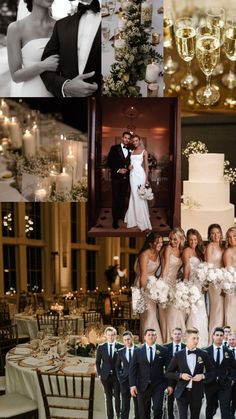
195 262 219 288
145 276 171 307
173 282 203 314
131 286 147 314
217 267 236 294
137 184 154 200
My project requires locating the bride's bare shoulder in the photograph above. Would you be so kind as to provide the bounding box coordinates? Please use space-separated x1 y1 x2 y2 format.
7 16 29 38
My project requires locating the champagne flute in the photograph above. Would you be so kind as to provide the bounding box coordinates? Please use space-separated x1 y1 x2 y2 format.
206 7 225 75
175 17 198 89
222 11 236 89
102 23 110 51
57 341 67 361
164 9 179 75
196 25 221 106
108 0 116 20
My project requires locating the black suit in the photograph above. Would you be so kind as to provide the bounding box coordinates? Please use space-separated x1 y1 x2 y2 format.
166 348 214 419
107 144 131 224
163 342 186 419
204 345 236 419
96 342 123 419
41 13 101 97
116 347 139 419
129 344 169 419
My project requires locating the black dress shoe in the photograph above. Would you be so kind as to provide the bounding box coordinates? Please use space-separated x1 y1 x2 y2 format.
112 221 119 229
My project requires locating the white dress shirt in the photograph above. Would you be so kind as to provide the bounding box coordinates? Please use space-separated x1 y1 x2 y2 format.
229 347 236 359
125 346 135 362
213 344 223 364
146 344 156 363
121 143 128 158
186 347 197 389
107 341 116 357
173 343 181 355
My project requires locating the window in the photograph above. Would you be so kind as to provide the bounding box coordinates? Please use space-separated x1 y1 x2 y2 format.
25 203 41 239
3 245 17 293
71 249 79 291
71 203 78 243
86 251 96 290
27 247 42 292
129 254 136 286
1 203 15 237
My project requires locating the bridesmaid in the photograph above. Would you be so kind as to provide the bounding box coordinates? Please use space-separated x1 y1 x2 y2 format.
182 229 208 347
159 227 186 343
223 227 236 331
206 224 224 334
134 232 163 344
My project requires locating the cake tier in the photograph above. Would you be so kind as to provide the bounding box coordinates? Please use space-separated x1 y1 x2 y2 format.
189 153 224 182
181 204 235 240
183 180 230 209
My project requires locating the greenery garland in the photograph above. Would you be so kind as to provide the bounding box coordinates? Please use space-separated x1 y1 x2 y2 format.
103 0 163 97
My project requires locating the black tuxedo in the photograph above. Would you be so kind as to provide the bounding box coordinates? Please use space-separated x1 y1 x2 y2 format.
163 342 186 419
41 13 101 97
107 144 131 224
116 347 139 419
204 345 236 419
166 348 214 419
96 341 123 419
129 344 169 419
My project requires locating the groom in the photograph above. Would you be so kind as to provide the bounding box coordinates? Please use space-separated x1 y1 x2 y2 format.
41 0 101 97
107 132 132 229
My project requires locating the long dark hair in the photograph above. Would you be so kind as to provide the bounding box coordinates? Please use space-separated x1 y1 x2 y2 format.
207 223 223 244
186 228 204 261
137 232 163 258
24 0 33 12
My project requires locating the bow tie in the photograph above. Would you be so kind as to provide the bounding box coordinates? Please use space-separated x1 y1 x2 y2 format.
77 0 100 16
123 146 129 150
188 350 196 355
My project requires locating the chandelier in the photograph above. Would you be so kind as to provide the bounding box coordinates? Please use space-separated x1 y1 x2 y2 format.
123 106 140 134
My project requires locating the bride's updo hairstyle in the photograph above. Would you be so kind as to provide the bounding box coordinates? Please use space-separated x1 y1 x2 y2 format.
186 228 204 261
137 232 163 257
208 223 223 243
169 227 185 250
24 0 33 12
225 227 236 248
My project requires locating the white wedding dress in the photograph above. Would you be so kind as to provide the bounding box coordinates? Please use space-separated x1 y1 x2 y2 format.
124 151 152 231
186 256 208 347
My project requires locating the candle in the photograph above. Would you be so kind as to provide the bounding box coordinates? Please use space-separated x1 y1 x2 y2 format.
32 123 40 151
141 0 152 27
65 146 77 183
0 110 4 123
9 117 22 149
49 165 59 185
35 187 47 202
0 99 9 116
84 163 88 177
23 129 36 157
2 117 9 137
56 168 72 194
118 15 127 30
147 82 159 97
152 32 161 45
145 62 159 83
122 0 132 11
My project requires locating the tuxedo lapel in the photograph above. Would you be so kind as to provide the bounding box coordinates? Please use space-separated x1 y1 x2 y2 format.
60 15 79 78
142 344 150 364
182 350 192 376
117 145 126 164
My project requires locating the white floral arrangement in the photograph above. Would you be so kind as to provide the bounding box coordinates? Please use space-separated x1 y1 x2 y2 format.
145 276 171 307
195 262 219 287
49 177 88 203
173 282 203 314
217 267 236 294
137 184 154 200
181 195 201 210
182 141 209 159
224 161 236 185
131 286 147 314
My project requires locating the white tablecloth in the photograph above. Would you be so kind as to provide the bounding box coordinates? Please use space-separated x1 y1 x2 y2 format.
102 0 163 96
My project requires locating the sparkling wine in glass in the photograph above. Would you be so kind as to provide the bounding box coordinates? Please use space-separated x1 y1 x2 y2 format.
163 9 179 75
108 0 116 20
196 25 221 106
222 12 236 90
175 18 198 89
206 7 225 75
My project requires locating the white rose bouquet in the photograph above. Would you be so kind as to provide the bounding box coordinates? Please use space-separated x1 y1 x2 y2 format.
173 282 203 314
145 276 171 307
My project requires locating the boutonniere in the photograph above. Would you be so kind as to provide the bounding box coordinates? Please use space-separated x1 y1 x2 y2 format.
156 350 161 356
114 348 118 353
225 352 229 358
197 356 203 363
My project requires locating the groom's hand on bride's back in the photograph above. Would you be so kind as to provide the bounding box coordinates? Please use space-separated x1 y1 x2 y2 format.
63 72 98 97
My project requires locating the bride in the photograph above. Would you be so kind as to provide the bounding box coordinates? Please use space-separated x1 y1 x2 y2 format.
7 0 59 97
124 135 152 232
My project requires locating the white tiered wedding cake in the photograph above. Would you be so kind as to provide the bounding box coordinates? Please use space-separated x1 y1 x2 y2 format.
181 153 235 239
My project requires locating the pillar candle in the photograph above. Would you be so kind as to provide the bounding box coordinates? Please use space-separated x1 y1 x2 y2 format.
32 123 41 151
23 129 36 157
0 99 9 116
2 117 9 137
9 117 22 149
35 187 47 202
118 15 127 30
49 165 59 185
56 168 72 194
145 62 159 83
65 146 77 184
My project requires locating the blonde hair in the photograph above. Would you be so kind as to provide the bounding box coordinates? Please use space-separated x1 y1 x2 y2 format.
225 227 236 248
169 227 186 250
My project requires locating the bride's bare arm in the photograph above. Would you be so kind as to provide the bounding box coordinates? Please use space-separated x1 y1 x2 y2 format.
143 150 149 184
182 249 190 281
161 246 171 278
223 248 232 267
139 252 149 288
7 22 59 83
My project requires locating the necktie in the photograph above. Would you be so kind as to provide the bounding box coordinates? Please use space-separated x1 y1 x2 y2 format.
149 347 153 363
128 348 132 362
233 349 235 359
224 341 228 347
109 344 113 358
216 347 220 366
175 344 179 352
188 350 196 355
77 0 100 17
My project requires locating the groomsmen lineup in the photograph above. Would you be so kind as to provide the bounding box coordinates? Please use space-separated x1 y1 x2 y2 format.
96 326 236 419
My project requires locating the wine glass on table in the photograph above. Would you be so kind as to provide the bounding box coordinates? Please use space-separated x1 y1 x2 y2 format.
222 11 236 93
175 18 198 89
206 7 225 75
57 340 67 361
108 0 116 20
102 23 110 51
163 9 179 75
196 24 221 106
